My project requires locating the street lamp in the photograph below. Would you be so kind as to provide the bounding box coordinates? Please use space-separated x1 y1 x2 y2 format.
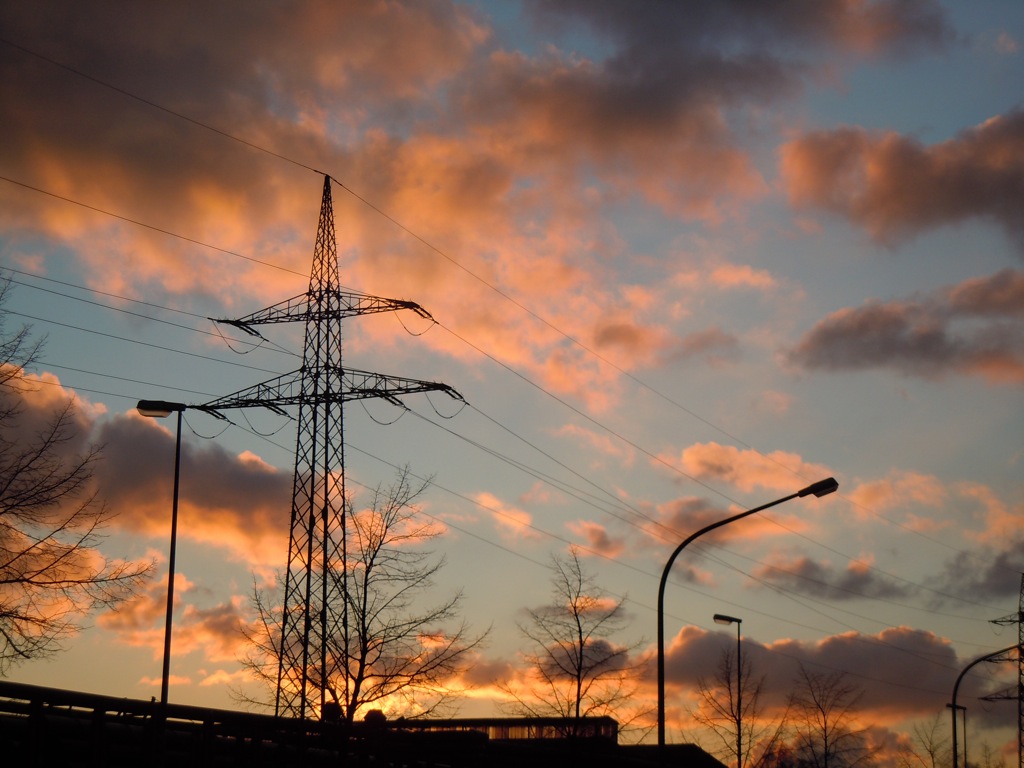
946 704 966 768
657 477 838 749
136 399 188 707
949 643 1020 768
714 613 743 768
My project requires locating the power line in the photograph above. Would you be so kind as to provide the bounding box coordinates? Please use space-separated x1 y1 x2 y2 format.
0 37 324 177
0 37 807 493
6 309 284 377
2 237 1007 621
0 174 309 279
1 35 1016 642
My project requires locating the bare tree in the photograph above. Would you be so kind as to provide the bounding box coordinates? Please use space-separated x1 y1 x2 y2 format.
976 741 1006 768
693 646 790 768
789 665 876 768
0 278 150 672
896 713 951 768
503 547 649 737
239 466 486 723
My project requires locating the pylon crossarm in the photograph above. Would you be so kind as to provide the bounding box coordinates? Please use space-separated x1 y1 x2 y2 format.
192 370 305 417
209 291 433 337
340 367 465 404
191 367 463 418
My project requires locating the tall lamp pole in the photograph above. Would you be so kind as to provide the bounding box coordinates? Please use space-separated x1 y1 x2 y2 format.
714 613 743 768
137 399 188 707
950 644 1020 768
947 704 966 768
657 477 838 749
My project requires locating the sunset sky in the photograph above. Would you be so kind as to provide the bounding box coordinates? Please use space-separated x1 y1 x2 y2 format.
2 0 1022 758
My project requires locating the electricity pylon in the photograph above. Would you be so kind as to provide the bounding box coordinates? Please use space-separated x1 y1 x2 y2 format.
987 573 1024 768
197 175 462 720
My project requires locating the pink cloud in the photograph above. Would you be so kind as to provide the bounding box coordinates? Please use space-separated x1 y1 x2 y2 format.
709 263 778 291
670 441 834 495
473 491 541 543
953 481 1023 547
555 423 636 467
566 520 627 558
780 111 1024 250
848 471 948 517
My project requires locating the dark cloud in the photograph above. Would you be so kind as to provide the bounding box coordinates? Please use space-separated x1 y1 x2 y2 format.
754 554 914 601
782 111 1024 251
460 654 514 688
95 413 292 562
671 327 740 365
769 629 966 716
661 624 968 719
935 540 1024 605
944 268 1024 317
0 0 489 302
179 598 248 662
451 0 952 219
657 497 734 545
525 0 953 72
569 520 627 558
0 376 94 467
788 269 1024 383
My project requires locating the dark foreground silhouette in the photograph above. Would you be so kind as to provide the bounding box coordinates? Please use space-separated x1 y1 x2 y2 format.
0 680 724 767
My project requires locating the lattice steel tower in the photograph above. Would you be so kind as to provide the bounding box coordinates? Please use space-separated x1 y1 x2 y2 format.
197 176 461 720
989 573 1024 768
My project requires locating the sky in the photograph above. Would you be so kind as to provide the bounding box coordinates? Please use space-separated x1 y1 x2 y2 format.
1 0 1022 758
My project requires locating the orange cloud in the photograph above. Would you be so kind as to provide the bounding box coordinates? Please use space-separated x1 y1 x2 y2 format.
708 263 778 291
555 423 636 467
177 596 249 663
954 481 1024 547
848 471 947 517
669 441 834 495
473 491 541 543
98 572 195 658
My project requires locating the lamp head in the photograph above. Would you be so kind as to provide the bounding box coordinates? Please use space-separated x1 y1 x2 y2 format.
137 400 187 418
798 477 839 498
714 614 742 626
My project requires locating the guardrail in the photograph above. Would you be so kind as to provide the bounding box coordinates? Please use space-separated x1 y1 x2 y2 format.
0 680 618 767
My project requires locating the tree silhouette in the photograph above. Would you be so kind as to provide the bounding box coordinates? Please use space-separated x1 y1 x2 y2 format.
0 278 149 672
692 645 789 768
896 713 950 768
239 466 485 723
503 547 649 737
789 665 875 768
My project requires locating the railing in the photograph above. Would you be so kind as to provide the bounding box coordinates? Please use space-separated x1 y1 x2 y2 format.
0 680 618 766
386 714 619 742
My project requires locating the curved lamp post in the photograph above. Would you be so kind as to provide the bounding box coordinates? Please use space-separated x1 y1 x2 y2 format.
949 643 1020 768
136 399 188 706
714 613 743 768
657 477 839 749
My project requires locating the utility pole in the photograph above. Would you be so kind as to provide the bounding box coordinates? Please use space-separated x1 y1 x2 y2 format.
197 176 462 720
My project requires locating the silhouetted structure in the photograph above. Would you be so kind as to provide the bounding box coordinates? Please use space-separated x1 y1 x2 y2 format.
988 574 1024 768
198 176 461 719
0 681 727 767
